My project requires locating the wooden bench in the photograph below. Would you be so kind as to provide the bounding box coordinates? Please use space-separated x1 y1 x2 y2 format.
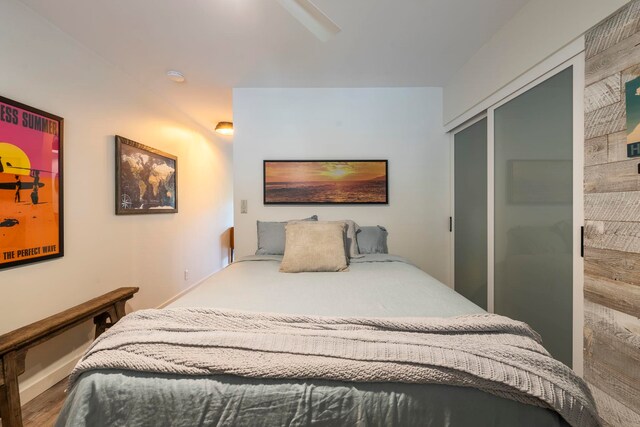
0 287 139 427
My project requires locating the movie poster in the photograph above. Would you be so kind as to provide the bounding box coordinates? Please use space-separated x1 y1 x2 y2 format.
626 76 640 157
0 96 63 269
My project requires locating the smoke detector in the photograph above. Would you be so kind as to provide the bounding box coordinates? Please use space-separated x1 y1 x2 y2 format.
166 70 186 83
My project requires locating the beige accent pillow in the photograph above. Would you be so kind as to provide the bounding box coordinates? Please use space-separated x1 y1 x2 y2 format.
280 222 349 273
286 219 359 258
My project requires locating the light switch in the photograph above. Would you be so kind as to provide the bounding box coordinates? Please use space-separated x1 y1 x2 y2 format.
241 199 248 214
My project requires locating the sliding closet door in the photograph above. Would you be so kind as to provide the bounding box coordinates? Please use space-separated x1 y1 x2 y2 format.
454 119 487 309
493 67 573 366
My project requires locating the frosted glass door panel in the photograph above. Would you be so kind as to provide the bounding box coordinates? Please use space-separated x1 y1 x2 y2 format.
494 68 573 366
454 119 487 309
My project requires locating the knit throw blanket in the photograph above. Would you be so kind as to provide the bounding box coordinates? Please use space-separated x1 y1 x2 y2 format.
69 308 600 427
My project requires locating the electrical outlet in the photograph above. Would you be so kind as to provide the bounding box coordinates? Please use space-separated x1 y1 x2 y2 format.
241 199 248 214
184 269 189 281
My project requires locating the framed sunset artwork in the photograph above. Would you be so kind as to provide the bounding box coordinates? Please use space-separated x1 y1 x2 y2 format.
263 160 388 205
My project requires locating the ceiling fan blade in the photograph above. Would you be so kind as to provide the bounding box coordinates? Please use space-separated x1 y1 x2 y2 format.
276 0 341 42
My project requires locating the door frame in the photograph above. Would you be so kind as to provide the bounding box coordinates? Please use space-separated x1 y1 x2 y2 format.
450 53 585 375
487 53 584 374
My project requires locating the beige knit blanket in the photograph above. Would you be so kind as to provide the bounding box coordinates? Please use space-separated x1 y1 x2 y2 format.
69 308 600 427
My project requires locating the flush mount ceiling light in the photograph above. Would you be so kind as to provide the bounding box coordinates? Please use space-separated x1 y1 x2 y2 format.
215 122 234 136
166 70 186 83
277 0 341 42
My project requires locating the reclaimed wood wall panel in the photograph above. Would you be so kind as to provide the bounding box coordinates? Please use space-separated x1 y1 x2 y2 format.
584 100 626 139
606 131 628 162
585 136 608 166
585 30 640 86
584 301 640 412
585 1 640 60
584 161 640 193
584 3 640 425
584 220 640 253
585 247 640 287
585 192 640 220
589 383 640 427
585 74 621 113
585 274 640 318
622 64 640 84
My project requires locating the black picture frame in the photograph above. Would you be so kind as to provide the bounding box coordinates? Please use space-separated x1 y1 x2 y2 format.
0 95 64 270
263 160 388 205
115 135 178 215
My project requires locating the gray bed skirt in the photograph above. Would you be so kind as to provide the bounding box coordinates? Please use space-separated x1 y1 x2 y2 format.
58 371 570 427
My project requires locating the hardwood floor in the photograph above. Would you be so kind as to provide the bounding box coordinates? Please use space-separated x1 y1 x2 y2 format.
0 378 67 427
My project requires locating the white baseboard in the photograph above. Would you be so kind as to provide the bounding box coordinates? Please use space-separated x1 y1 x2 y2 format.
19 346 87 405
156 268 221 308
18 267 223 405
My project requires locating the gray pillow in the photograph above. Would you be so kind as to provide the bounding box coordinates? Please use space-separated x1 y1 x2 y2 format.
329 220 360 258
356 226 388 254
256 215 318 255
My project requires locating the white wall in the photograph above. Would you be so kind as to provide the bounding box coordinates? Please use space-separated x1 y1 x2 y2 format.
443 0 629 125
233 88 450 282
0 0 233 402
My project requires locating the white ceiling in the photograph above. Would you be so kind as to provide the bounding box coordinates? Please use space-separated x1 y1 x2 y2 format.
20 0 528 132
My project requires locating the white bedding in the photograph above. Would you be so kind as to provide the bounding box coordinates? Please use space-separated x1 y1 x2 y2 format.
169 254 484 317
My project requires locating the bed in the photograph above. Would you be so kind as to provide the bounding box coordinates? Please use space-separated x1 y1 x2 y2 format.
56 255 595 427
